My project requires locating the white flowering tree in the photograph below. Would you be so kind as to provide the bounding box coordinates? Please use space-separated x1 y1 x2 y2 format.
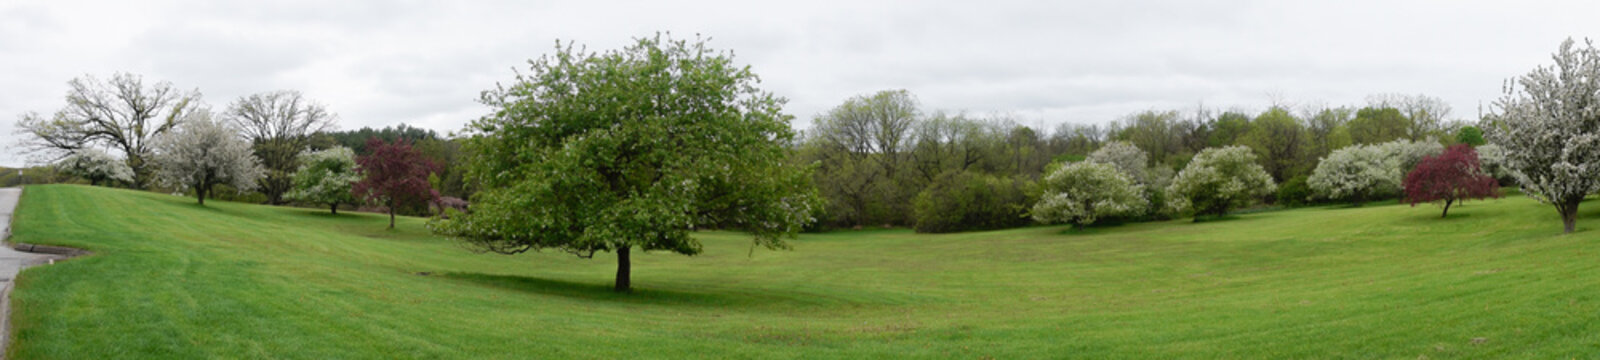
54 148 134 186
1485 38 1600 234
286 146 362 214
1375 139 1443 177
1474 144 1516 185
1308 144 1400 205
1032 162 1146 229
1166 146 1276 218
1087 141 1149 185
152 111 265 205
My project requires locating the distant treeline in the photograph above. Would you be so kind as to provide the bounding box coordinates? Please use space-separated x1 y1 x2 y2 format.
795 90 1477 231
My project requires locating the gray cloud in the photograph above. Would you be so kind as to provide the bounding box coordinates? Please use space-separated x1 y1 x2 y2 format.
3 0 1599 167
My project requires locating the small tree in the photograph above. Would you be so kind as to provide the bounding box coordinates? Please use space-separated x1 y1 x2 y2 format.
1308 144 1399 205
287 146 362 214
1032 162 1147 229
1404 144 1501 217
1166 146 1276 219
54 148 133 186
152 111 265 205
354 138 439 229
1486 38 1600 233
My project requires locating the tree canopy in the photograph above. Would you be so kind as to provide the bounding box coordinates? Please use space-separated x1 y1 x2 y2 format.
1032 162 1147 229
1404 144 1500 217
430 35 821 292
151 111 264 205
1165 146 1276 218
355 138 439 229
1308 144 1398 205
287 146 362 214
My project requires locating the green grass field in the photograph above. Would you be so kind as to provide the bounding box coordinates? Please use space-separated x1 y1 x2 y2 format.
7 184 1600 359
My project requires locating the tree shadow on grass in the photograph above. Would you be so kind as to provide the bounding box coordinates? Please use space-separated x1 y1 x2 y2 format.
442 272 829 309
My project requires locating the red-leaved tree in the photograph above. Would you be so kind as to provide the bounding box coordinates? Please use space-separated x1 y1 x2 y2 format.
1404 144 1500 218
354 138 440 228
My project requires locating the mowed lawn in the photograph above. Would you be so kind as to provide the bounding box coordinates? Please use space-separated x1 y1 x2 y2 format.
7 184 1600 359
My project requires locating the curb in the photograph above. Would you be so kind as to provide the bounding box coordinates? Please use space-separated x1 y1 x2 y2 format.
11 244 88 257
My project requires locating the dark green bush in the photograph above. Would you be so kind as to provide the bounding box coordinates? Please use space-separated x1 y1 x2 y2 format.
1276 175 1312 207
912 171 1033 233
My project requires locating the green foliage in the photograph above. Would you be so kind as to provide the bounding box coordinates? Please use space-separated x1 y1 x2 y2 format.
1275 175 1312 206
318 124 442 154
1455 126 1486 146
433 35 821 291
1240 107 1310 181
1207 111 1253 147
286 146 362 214
1032 162 1147 229
1347 107 1411 145
1165 146 1277 218
805 90 922 227
911 171 1032 233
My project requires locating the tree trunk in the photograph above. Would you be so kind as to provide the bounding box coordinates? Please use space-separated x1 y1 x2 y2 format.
614 246 632 292
331 203 339 215
1559 197 1581 234
197 184 207 206
388 204 396 229
1441 198 1454 218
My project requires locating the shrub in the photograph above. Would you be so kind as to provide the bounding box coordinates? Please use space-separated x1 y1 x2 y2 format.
1308 144 1398 205
1276 175 1313 207
912 171 1032 233
1166 146 1276 218
1031 162 1146 229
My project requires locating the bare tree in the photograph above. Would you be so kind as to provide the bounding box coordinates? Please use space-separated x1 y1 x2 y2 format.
224 90 336 204
1369 93 1451 141
13 73 201 187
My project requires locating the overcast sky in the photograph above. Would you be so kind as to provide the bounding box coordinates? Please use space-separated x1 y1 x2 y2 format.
2 0 1597 167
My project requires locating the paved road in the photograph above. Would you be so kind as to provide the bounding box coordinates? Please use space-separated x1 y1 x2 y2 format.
0 188 63 358
0 188 60 280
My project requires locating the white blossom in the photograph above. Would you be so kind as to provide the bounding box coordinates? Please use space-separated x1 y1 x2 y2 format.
1165 145 1276 216
151 110 265 204
1032 161 1146 228
54 148 134 186
1484 38 1600 233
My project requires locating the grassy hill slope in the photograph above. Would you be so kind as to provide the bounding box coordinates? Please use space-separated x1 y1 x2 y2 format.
7 184 1600 359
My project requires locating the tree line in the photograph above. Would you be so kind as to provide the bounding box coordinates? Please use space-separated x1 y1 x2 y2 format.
795 87 1487 232
13 75 465 223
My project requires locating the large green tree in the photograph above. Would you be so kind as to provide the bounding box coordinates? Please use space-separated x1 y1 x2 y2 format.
431 35 821 292
1240 107 1310 181
1347 107 1411 145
